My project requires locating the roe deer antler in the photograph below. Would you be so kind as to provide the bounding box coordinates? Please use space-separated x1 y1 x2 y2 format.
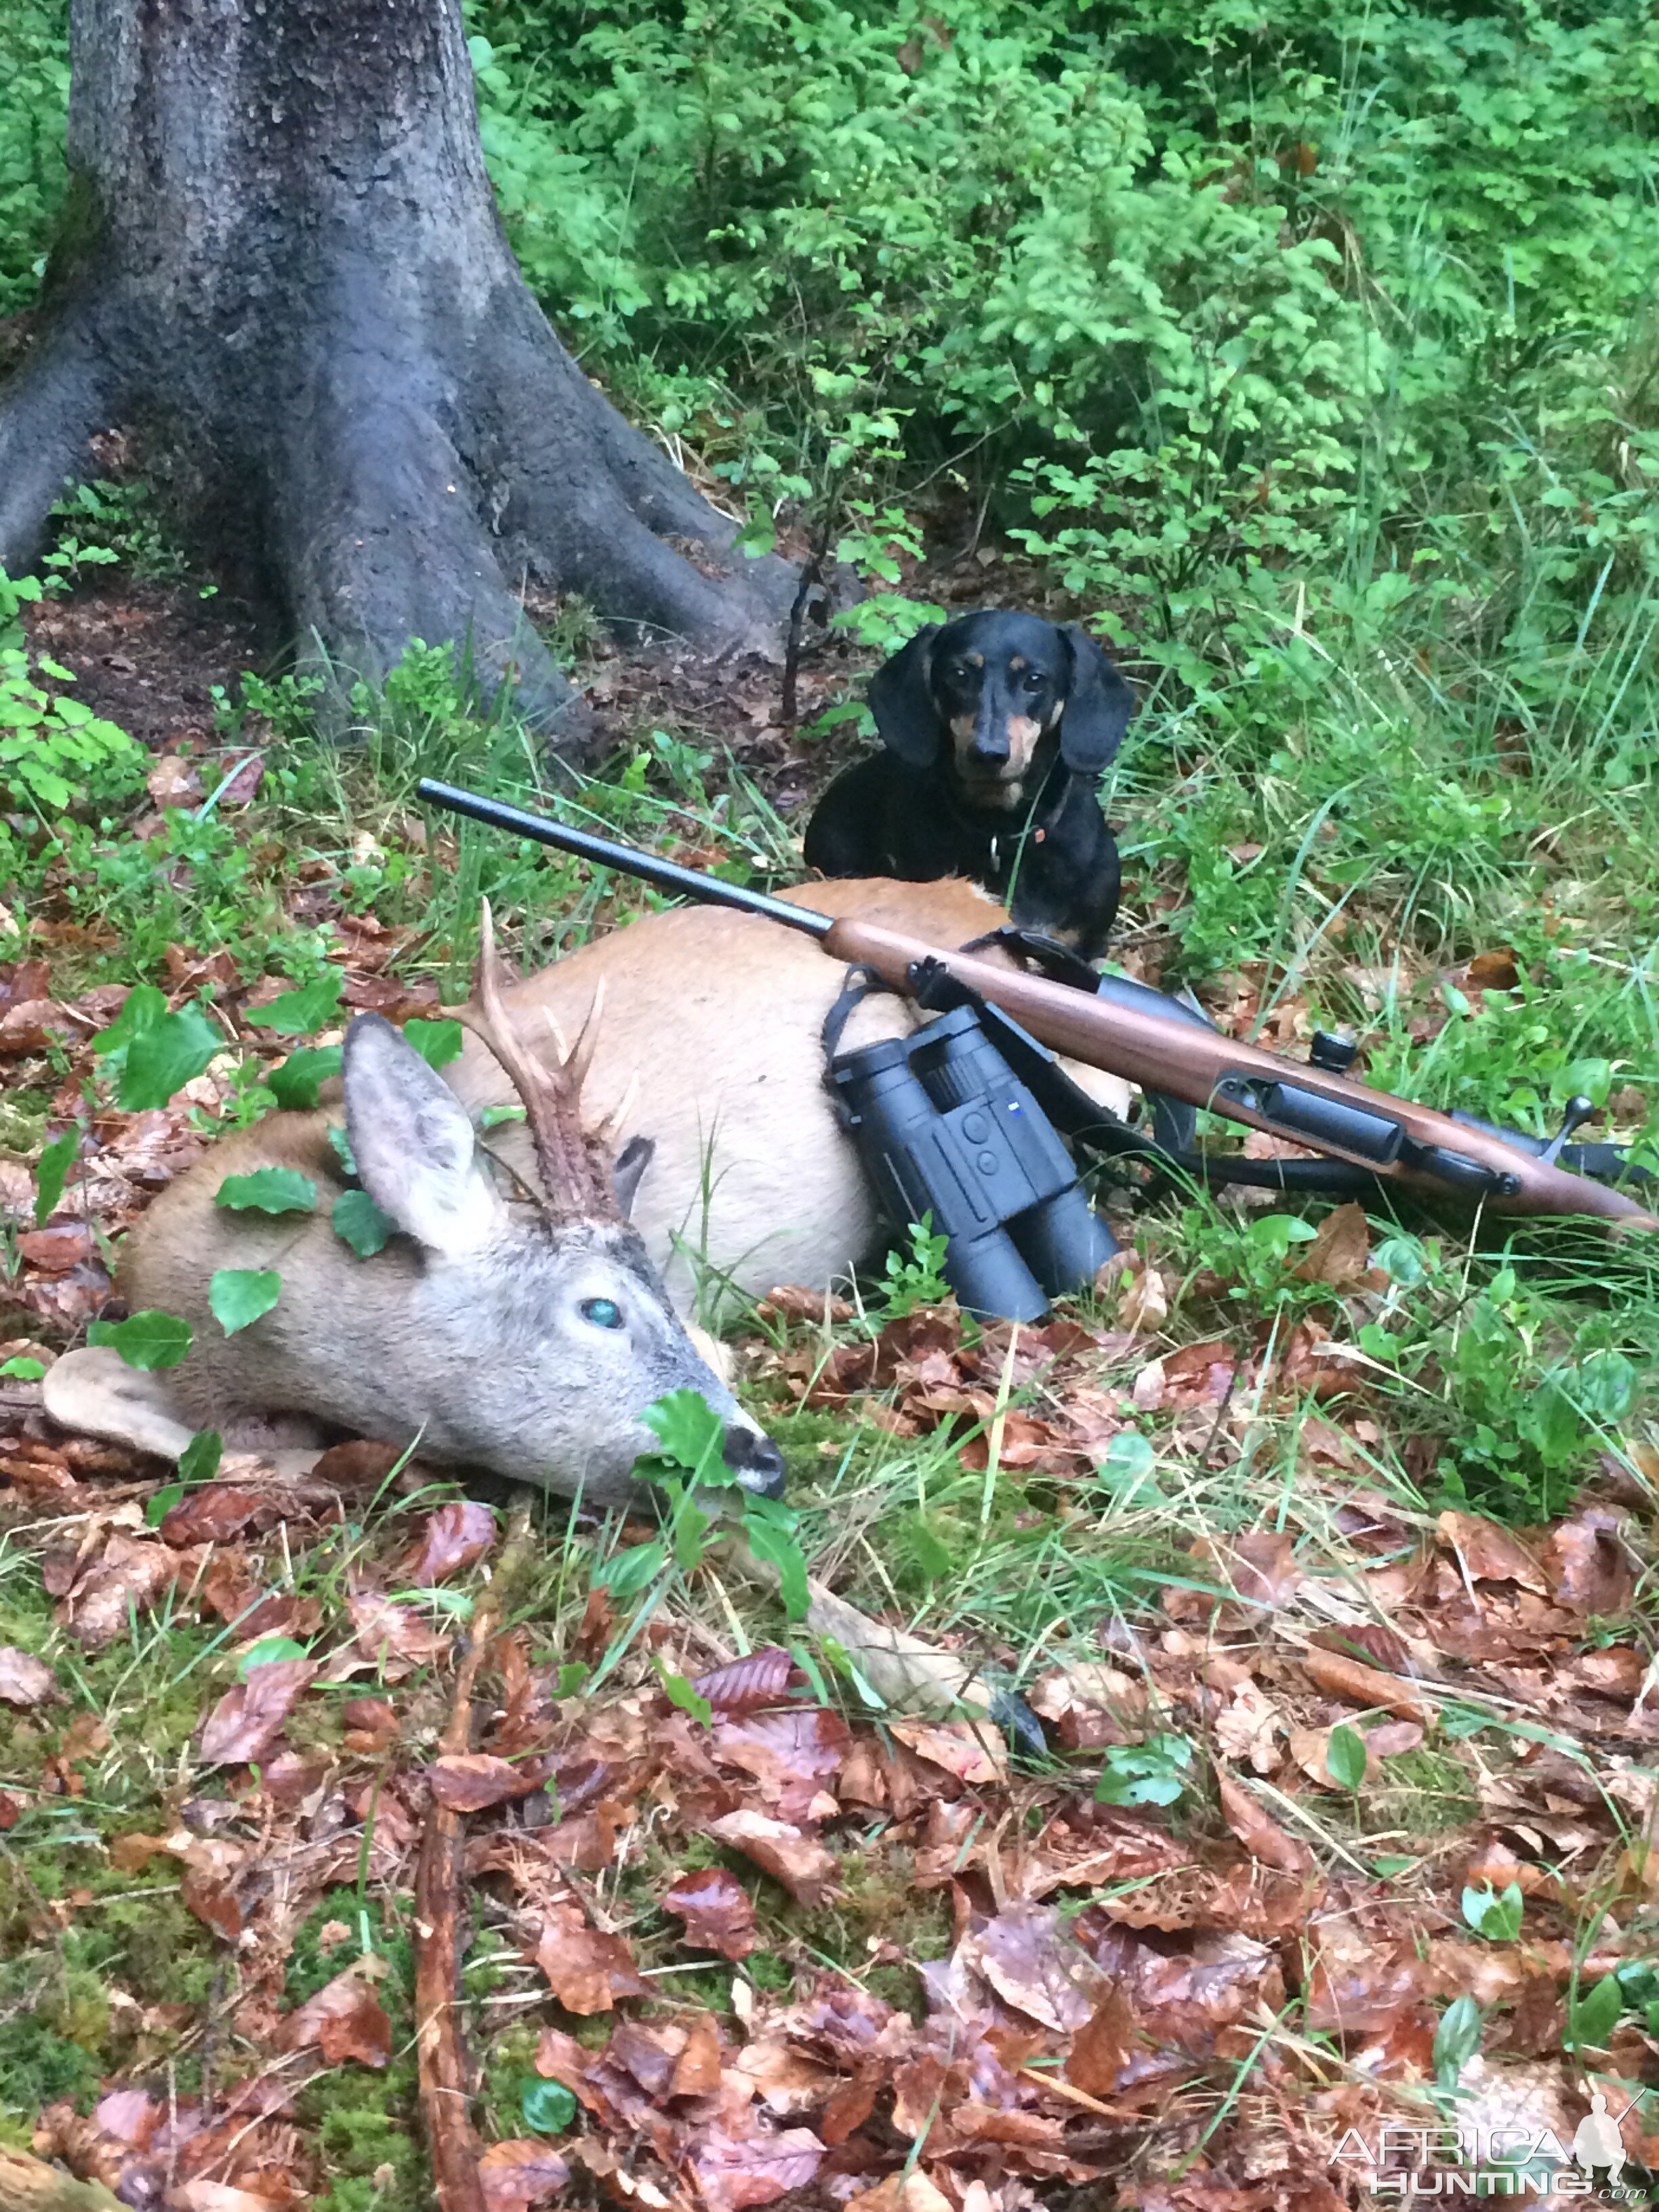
457 900 615 1219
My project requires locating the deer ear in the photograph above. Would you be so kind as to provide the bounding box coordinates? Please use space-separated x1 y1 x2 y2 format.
342 1014 507 1256
1057 624 1134 773
611 1134 655 1218
868 625 942 766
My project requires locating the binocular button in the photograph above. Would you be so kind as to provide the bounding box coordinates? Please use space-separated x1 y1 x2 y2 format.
962 1112 989 1143
977 1151 1000 1175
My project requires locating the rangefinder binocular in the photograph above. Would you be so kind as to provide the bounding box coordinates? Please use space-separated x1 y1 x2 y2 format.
830 1003 1118 1323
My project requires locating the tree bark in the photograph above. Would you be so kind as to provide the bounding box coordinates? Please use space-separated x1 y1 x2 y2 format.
0 0 801 745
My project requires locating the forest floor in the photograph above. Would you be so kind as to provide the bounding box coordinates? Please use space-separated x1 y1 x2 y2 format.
1 513 1657 2212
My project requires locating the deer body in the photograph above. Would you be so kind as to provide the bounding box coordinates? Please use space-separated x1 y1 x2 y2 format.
115 928 784 1509
446 878 1130 1316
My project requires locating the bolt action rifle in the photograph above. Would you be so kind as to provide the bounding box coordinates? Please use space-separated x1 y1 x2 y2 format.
417 779 1658 1232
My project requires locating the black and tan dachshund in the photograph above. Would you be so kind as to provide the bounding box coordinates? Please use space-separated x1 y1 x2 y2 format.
803 609 1134 958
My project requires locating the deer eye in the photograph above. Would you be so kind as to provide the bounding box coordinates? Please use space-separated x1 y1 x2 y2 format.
580 1297 624 1330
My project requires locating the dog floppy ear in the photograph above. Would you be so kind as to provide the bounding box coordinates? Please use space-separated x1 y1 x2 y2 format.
1057 624 1134 773
867 625 942 766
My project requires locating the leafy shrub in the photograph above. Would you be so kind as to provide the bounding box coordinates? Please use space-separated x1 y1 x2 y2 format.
0 569 145 815
0 0 67 316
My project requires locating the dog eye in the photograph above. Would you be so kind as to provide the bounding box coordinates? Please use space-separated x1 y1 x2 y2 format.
1022 670 1045 691
580 1296 624 1330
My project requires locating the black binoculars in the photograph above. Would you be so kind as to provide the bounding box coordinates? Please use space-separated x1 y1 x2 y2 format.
830 1004 1118 1323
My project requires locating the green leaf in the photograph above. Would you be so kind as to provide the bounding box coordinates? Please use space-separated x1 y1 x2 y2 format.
655 1657 714 1728
209 1269 281 1336
245 968 344 1036
403 1017 463 1069
1094 1732 1193 1807
0 1355 45 1380
594 1540 667 1599
1433 1994 1483 2088
743 1493 809 1619
641 1389 729 1483
145 1484 184 1527
268 1045 342 1110
1326 1723 1368 1793
178 1429 223 1486
333 1188 394 1258
87 1309 193 1371
554 1662 590 1697
1098 1429 1158 1501
1460 1881 1523 1942
1372 1235 1428 1287
91 984 167 1058
1565 1971 1622 2051
327 1125 358 1180
521 2080 577 2137
215 1167 318 1215
238 1635 308 1677
117 1002 223 1110
479 1103 527 1129
33 1127 77 1226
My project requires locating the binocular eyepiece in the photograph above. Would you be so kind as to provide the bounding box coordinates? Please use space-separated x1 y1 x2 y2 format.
831 1004 1118 1323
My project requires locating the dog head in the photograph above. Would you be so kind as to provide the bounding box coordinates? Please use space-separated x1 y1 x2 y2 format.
867 610 1134 808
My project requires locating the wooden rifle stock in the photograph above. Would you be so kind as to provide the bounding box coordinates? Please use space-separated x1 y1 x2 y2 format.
823 919 1658 1230
414 780 1658 1232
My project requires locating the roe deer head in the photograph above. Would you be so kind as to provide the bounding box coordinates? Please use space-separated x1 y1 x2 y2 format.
113 905 784 1508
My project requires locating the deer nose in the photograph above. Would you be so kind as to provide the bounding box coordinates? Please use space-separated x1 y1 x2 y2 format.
722 1423 787 1498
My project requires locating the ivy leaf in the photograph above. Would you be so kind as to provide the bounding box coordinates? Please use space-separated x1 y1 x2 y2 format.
641 1389 728 1483
209 1269 281 1336
403 1017 463 1069
1326 1723 1368 1793
245 969 344 1036
87 1309 194 1370
34 1127 78 1226
118 1002 223 1110
521 2079 577 2137
268 1044 343 1109
216 1168 319 1215
333 1189 393 1258
742 1494 808 1620
655 1656 714 1728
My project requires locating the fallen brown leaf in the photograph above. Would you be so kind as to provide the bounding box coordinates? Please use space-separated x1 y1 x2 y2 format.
281 1961 392 2066
1437 1510 1549 1593
663 1865 759 1959
695 1647 796 1713
428 1753 545 1811
706 1810 836 1907
1301 1646 1434 1723
1216 1774 1313 1874
199 1658 316 1767
405 1499 497 1584
1547 1509 1635 1616
693 2125 825 2212
963 1901 1109 2032
533 1900 652 2012
888 1715 1007 1785
478 2141 571 2209
672 2009 724 2098
0 1645 55 1706
1066 1985 1136 2095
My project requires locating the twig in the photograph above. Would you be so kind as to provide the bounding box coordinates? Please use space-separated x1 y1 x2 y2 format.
415 1499 537 2212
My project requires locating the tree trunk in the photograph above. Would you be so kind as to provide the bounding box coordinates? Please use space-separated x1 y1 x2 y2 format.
0 0 802 745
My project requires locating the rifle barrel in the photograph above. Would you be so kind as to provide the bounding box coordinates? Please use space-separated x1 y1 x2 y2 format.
416 779 835 939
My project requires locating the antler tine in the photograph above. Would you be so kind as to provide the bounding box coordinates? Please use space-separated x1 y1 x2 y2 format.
457 900 615 1219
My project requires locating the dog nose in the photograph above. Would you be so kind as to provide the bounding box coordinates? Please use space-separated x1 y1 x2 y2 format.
969 713 1009 765
722 1423 787 1498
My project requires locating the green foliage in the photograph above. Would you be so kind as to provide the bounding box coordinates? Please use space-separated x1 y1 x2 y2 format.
32 1126 75 1226
0 570 146 817
1564 1971 1622 2053
209 1267 282 1336
87 1309 193 1371
1460 1880 1523 1942
333 1188 394 1258
270 1045 344 1109
521 2078 578 2136
878 1216 951 1320
1433 1993 1482 2089
43 478 190 591
216 1166 319 1215
403 1017 464 1069
0 0 67 314
1325 1723 1367 1794
245 968 345 1035
1093 1732 1193 1808
93 986 223 1111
